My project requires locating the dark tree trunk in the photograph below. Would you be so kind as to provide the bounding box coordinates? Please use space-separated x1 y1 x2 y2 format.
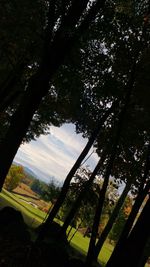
137 253 149 267
119 197 150 267
137 236 150 267
0 71 50 190
106 190 149 267
106 146 150 267
85 167 111 267
85 130 121 267
0 43 38 111
37 105 116 241
0 63 27 112
94 179 131 257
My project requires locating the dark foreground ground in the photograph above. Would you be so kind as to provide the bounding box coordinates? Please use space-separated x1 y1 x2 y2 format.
0 206 101 267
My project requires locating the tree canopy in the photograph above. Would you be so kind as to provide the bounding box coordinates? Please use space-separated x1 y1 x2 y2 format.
4 164 25 191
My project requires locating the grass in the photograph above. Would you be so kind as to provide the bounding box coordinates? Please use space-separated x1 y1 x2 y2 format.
67 228 113 266
1 189 148 267
0 189 114 266
0 189 44 227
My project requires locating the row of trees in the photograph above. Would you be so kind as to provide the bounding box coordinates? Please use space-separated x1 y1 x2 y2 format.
1 0 150 266
3 164 61 205
30 178 61 202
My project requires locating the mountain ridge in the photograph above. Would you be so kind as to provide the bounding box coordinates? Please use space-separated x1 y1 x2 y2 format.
13 161 60 185
13 161 39 180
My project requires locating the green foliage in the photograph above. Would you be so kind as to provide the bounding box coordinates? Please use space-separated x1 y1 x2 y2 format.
49 0 150 202
31 179 60 202
42 180 61 202
109 196 133 243
0 0 150 154
59 166 119 230
0 0 47 141
30 179 47 196
59 167 98 226
4 164 25 191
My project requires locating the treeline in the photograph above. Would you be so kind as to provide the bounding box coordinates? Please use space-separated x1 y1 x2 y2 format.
3 164 61 203
30 179 61 202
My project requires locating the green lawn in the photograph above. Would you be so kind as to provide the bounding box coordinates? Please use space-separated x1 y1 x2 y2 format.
0 189 44 227
1 189 148 267
67 228 113 266
0 189 114 265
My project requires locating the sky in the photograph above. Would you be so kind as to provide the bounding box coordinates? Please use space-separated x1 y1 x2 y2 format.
14 123 99 184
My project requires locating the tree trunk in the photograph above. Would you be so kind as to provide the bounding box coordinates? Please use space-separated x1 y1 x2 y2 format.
85 133 120 267
0 40 41 111
68 222 82 243
85 171 111 267
106 190 149 267
137 236 150 267
137 253 149 267
106 146 150 267
60 153 106 235
37 104 117 241
0 71 50 190
119 197 150 267
94 179 131 258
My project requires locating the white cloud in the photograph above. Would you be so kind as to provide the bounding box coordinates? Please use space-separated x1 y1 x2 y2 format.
15 123 99 183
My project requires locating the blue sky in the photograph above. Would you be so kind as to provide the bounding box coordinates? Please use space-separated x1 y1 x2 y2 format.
14 123 99 184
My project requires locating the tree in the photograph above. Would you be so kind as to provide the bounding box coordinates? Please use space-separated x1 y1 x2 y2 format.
85 66 135 266
4 164 24 191
115 196 150 267
137 236 150 267
30 179 46 196
0 1 149 193
108 196 132 243
41 180 61 202
0 0 46 110
31 179 61 202
94 178 132 257
39 0 150 242
0 0 108 192
60 165 118 232
60 156 106 235
59 166 99 228
1 2 150 266
37 104 116 240
106 144 150 267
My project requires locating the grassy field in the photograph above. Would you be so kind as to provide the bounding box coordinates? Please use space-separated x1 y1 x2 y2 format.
0 188 114 266
68 228 113 266
0 189 44 227
1 188 149 267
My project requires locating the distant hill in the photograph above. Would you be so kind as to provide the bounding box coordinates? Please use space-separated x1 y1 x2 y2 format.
13 161 61 186
13 161 38 184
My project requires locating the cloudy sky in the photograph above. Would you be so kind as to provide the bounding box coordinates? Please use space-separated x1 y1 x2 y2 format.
14 123 99 184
